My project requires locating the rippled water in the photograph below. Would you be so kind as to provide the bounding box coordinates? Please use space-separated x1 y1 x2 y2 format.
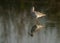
0 9 60 43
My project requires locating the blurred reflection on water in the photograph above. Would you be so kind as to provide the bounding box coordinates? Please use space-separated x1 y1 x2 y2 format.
0 7 60 43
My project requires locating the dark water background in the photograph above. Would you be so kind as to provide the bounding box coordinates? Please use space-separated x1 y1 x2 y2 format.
0 0 60 43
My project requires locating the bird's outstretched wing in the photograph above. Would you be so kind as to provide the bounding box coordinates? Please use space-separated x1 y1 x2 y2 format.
31 6 46 18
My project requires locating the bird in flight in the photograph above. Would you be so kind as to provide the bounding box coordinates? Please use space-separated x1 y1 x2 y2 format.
29 25 45 37
29 6 46 37
31 6 46 19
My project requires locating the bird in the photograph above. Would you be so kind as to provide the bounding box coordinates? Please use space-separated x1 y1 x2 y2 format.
29 25 45 37
29 6 46 37
31 6 46 19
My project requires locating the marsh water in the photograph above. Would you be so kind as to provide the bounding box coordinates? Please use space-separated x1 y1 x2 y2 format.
0 1 60 42
0 8 60 43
